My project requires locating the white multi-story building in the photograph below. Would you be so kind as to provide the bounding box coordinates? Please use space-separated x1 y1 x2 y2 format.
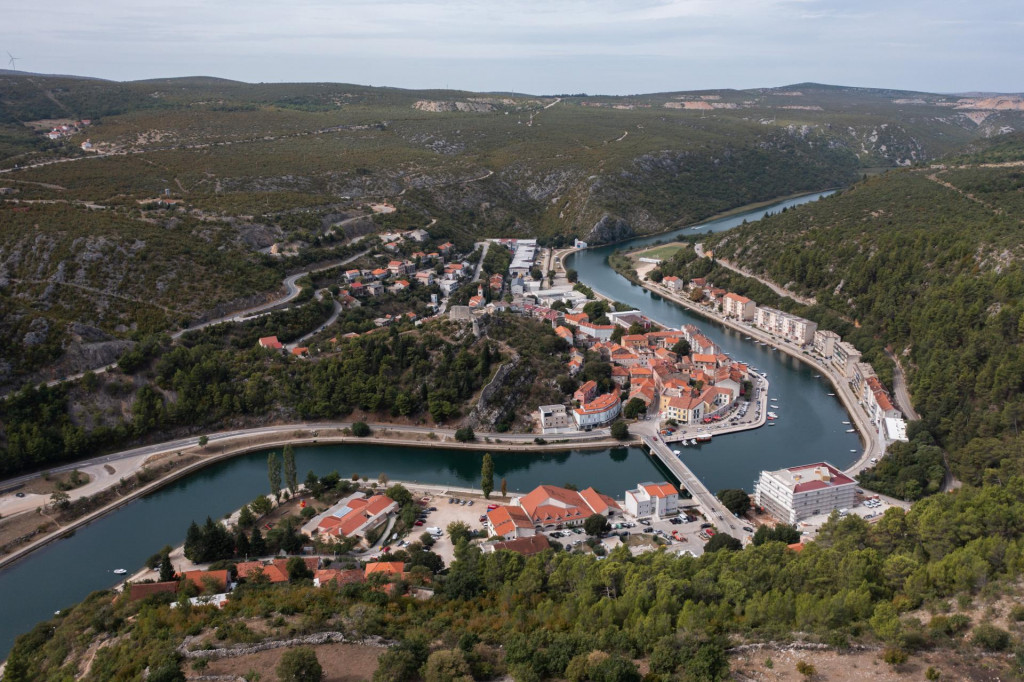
624 482 679 519
722 293 756 321
754 462 857 524
538 404 571 431
573 392 622 429
832 341 862 378
754 306 817 345
813 330 840 358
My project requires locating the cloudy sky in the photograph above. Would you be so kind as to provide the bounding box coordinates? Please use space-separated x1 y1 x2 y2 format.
4 0 1021 94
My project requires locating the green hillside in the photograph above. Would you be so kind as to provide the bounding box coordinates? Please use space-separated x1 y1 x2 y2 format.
692 134 1024 486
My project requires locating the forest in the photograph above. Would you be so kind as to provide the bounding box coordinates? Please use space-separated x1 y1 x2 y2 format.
9 475 1024 680
656 135 1024 490
0 313 567 478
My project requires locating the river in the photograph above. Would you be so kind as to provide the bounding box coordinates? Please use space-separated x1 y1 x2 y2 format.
0 190 852 657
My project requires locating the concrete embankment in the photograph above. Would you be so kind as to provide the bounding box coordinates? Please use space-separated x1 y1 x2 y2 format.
0 426 630 572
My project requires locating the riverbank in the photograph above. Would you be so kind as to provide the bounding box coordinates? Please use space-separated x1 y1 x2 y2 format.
634 277 882 476
0 423 632 572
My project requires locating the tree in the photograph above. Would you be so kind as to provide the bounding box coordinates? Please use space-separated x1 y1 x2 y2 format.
49 490 70 510
565 268 578 283
197 435 209 448
704 533 742 553
670 339 691 356
623 397 647 419
716 489 751 516
454 427 475 442
287 556 313 582
237 505 255 528
268 451 282 498
752 523 800 546
283 444 297 494
584 513 610 536
250 526 267 556
610 421 629 440
500 477 507 497
481 453 494 499
352 421 371 437
421 649 472 682
159 550 175 582
277 647 323 682
304 470 323 497
447 521 471 545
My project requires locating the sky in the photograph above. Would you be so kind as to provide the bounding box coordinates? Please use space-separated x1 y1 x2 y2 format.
3 0 1022 95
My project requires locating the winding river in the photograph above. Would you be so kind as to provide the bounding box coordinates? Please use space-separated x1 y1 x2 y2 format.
0 190 855 657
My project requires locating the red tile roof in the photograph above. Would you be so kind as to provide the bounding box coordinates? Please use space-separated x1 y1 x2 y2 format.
258 336 283 350
487 505 534 537
643 482 678 498
364 561 405 578
184 569 229 592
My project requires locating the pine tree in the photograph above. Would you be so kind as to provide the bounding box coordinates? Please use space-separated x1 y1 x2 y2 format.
283 444 297 494
251 526 267 557
184 521 202 562
481 453 494 499
268 451 282 499
235 529 251 559
159 550 175 582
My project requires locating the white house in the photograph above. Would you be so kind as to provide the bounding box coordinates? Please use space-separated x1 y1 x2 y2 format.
624 482 679 519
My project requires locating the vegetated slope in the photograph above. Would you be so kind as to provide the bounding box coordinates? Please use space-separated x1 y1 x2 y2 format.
700 133 1024 486
10 479 1024 680
0 202 285 384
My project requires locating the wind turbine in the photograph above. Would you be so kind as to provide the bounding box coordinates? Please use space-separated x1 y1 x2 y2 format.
7 52 20 70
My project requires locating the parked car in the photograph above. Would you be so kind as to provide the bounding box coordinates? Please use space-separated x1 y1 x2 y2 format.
643 527 654 533
414 521 424 526
743 526 753 532
700 522 712 529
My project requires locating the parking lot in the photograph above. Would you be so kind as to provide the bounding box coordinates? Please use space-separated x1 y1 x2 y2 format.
795 490 899 541
397 492 491 565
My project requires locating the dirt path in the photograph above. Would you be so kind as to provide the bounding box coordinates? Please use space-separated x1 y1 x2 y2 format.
694 243 818 306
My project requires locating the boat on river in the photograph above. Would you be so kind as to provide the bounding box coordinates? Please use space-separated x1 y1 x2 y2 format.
695 434 712 443
112 569 127 575
846 429 856 433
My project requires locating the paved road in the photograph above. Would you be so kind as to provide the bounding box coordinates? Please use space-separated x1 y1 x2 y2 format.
695 243 817 306
472 241 491 282
885 349 920 421
0 421 613 495
644 280 883 477
641 434 745 541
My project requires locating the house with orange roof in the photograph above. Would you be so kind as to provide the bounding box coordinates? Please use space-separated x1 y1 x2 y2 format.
628 379 657 408
578 320 616 341
564 312 589 326
663 392 706 424
484 534 551 556
621 334 648 349
662 275 683 292
392 279 410 292
183 569 230 593
128 581 179 601
567 356 583 376
723 292 756 320
554 325 575 344
370 268 389 280
573 380 598 404
691 353 719 371
364 561 405 579
486 505 536 539
258 336 283 350
344 269 361 282
313 568 365 588
306 493 397 544
624 481 679 518
610 365 629 386
291 347 309 357
573 390 622 429
415 270 435 286
516 484 622 529
609 346 641 367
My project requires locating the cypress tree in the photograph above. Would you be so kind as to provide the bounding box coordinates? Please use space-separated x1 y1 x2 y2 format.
481 453 494 499
283 444 297 494
251 526 267 557
268 451 282 499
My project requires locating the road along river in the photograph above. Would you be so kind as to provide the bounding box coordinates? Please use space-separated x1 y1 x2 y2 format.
0 190 854 657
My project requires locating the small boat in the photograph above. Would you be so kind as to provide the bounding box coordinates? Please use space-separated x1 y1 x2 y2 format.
689 439 697 445
696 434 712 442
673 449 681 455
814 374 821 378
767 422 775 426
842 421 850 425
113 568 128 575
827 393 836 397
850 449 857 453
846 429 856 433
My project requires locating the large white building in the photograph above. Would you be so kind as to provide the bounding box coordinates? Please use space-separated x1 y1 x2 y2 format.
813 330 840 359
624 482 679 519
538 404 571 431
832 341 862 378
573 392 622 429
754 462 857 524
722 293 756 321
753 307 817 346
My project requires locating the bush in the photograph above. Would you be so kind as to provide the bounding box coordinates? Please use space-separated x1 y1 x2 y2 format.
972 623 1011 651
454 427 476 442
610 421 629 440
277 647 323 681
351 422 371 437
882 647 908 666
